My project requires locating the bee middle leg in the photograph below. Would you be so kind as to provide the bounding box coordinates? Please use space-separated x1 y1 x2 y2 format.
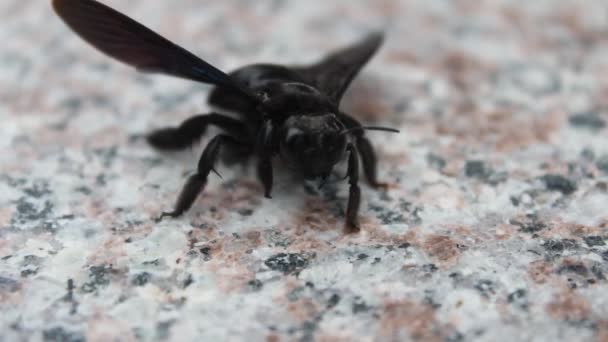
147 112 246 150
156 134 245 221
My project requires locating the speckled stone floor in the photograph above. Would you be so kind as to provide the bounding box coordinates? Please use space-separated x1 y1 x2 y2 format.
2 1 608 341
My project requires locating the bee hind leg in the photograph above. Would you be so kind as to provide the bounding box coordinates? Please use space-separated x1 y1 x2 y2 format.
156 134 246 221
147 112 247 150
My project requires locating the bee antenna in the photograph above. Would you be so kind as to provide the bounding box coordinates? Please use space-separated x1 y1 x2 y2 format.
340 126 400 136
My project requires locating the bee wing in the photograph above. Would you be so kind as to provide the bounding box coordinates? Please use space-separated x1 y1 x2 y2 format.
292 32 384 104
52 0 259 103
292 32 384 105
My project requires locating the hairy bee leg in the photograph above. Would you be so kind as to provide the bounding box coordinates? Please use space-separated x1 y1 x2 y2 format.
156 134 239 221
336 112 389 188
356 136 389 188
147 113 246 150
257 159 273 198
255 120 275 198
345 144 361 233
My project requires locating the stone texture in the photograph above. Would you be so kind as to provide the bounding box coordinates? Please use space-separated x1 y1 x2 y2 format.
1 0 608 341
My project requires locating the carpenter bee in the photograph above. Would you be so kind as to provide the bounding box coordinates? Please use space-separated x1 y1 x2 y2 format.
53 0 398 232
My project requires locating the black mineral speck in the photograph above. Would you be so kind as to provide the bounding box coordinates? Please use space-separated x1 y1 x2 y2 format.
23 180 52 198
142 259 160 266
22 255 42 266
463 160 507 185
64 279 75 302
507 289 528 310
300 319 319 342
569 112 606 130
583 236 605 247
486 171 508 185
247 279 263 291
591 263 606 280
557 263 589 276
398 200 423 225
287 286 305 301
510 196 520 206
423 289 441 308
43 327 85 342
183 274 194 288
542 239 578 252
93 146 118 168
14 198 53 222
581 148 595 161
422 264 438 273
352 296 370 314
156 320 175 340
465 160 487 178
368 204 406 225
327 293 341 309
132 272 151 286
446 332 465 342
74 186 92 195
81 265 111 293
199 247 212 261
264 253 309 274
449 272 463 283
597 155 608 174
474 279 495 298
541 174 576 195
21 269 37 277
238 208 253 216
507 289 525 302
426 153 446 170
510 214 547 233
63 279 78 315
0 276 19 292
61 96 83 112
357 253 369 260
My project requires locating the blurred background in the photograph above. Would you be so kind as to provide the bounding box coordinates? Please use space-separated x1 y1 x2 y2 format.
1 1 608 341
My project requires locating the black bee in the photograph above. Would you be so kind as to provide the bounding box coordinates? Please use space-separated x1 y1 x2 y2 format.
53 0 398 232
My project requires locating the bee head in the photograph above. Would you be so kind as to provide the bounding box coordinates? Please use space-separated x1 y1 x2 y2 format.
279 113 347 179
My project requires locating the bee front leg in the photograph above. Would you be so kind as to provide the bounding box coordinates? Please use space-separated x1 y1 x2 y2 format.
257 158 273 199
356 136 389 189
337 112 389 189
255 120 275 199
345 144 361 233
156 134 240 221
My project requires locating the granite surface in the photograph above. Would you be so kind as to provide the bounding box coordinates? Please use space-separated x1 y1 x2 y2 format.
2 1 608 341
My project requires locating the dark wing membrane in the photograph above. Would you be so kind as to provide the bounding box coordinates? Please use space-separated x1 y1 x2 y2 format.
292 32 384 105
52 0 258 102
